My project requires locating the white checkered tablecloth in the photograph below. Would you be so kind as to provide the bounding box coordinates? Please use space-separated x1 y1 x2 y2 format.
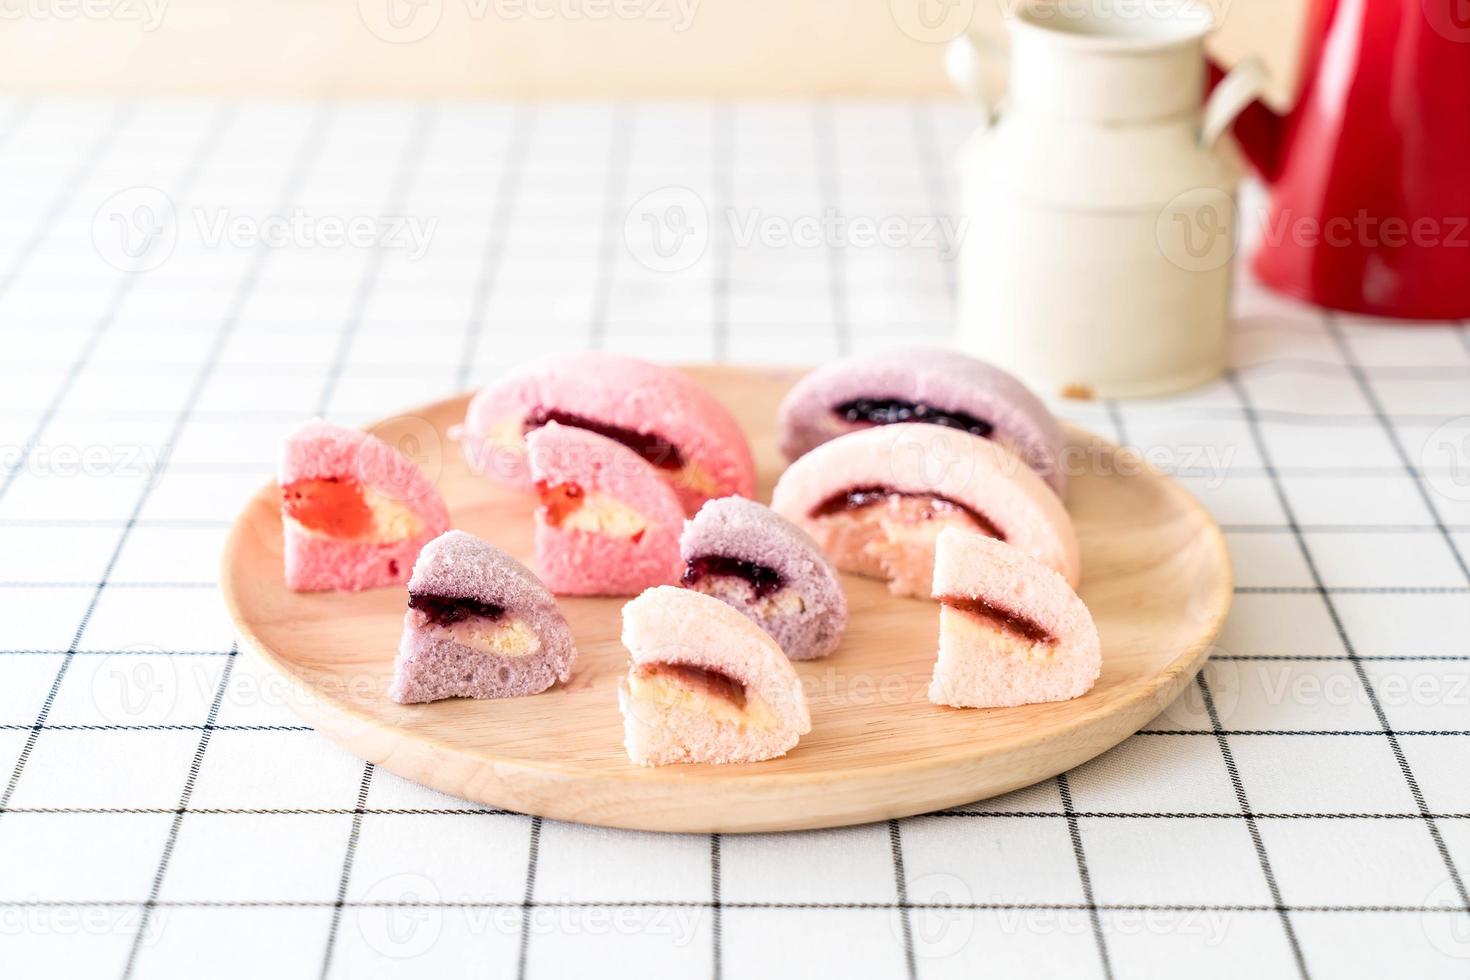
1 97 1469 980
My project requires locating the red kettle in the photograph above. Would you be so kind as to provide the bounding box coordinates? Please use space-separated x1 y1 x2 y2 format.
1221 0 1470 320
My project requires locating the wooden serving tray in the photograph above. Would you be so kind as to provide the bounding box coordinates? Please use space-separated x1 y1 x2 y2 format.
221 366 1231 833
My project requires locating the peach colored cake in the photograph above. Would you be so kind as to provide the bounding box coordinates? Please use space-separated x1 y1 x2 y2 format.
618 587 812 766
526 422 683 596
278 420 449 592
929 527 1100 709
456 352 755 513
770 423 1078 598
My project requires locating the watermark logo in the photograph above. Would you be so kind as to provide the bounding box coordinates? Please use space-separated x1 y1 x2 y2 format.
1420 417 1470 503
889 0 975 42
888 425 980 495
1156 186 1237 272
1422 0 1470 43
358 0 444 43
899 873 976 958
358 874 444 958
93 186 178 273
624 187 709 273
87 649 181 724
1152 652 1238 728
0 0 169 30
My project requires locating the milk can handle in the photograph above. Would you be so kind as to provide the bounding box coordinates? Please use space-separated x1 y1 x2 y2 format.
1200 57 1268 148
946 33 1006 128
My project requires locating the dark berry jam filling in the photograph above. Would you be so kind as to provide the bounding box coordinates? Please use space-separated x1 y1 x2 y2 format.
683 554 784 600
937 594 1054 644
639 662 746 708
524 407 684 471
809 484 1006 540
834 398 994 439
408 592 506 627
282 477 373 538
535 480 585 526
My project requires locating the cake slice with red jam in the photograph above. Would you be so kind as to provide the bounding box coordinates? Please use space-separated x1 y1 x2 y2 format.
680 496 846 660
279 420 449 592
619 586 811 766
929 527 1099 708
455 352 755 513
770 422 1078 598
526 421 683 596
389 530 576 703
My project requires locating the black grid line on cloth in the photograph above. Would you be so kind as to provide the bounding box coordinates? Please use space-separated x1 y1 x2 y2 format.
0 100 134 301
314 104 438 417
887 818 917 980
0 105 234 503
120 646 238 979
1227 369 1470 921
516 815 544 980
1198 672 1309 977
710 832 723 980
0 105 337 819
319 763 375 980
1324 312 1470 585
811 103 850 357
1057 772 1114 980
456 105 534 388
585 105 634 352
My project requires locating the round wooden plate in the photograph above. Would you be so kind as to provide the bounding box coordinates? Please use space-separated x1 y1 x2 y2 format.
221 366 1231 833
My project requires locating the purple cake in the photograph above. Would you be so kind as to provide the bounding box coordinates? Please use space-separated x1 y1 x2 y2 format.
776 347 1068 496
389 530 577 704
679 496 847 661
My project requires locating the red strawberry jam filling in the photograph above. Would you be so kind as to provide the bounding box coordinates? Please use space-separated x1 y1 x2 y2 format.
535 480 585 526
524 407 684 471
682 555 784 600
834 397 994 439
282 478 374 539
937 594 1055 644
639 662 746 707
407 592 505 628
810 485 1006 540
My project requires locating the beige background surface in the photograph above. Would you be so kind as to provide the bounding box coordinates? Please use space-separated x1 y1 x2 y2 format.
0 0 1306 106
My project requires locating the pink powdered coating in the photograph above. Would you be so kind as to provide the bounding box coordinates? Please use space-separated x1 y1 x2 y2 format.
928 527 1100 708
769 423 1080 592
619 586 812 766
389 530 577 704
526 422 683 596
458 352 756 513
278 420 449 592
679 496 847 660
777 347 1067 496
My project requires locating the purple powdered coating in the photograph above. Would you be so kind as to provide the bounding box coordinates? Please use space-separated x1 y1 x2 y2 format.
679 496 847 660
776 347 1067 497
388 530 577 704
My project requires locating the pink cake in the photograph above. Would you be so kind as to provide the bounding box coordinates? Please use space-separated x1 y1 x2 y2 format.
618 586 812 766
389 530 577 704
526 422 683 596
278 420 449 592
929 527 1100 708
776 347 1067 497
680 496 847 661
457 352 756 513
770 423 1078 598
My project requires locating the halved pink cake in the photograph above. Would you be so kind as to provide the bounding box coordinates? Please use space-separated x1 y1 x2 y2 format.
389 531 577 703
619 586 812 766
279 420 449 592
526 422 683 596
457 352 755 513
777 347 1068 496
680 496 847 661
929 527 1100 708
770 422 1078 598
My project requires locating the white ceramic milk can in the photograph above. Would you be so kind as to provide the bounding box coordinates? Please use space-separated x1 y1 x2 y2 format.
949 2 1267 398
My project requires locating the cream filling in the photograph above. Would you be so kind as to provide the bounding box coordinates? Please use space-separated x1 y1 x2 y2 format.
689 576 807 617
285 487 423 543
543 490 651 538
943 606 1058 663
420 614 542 659
625 668 779 731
